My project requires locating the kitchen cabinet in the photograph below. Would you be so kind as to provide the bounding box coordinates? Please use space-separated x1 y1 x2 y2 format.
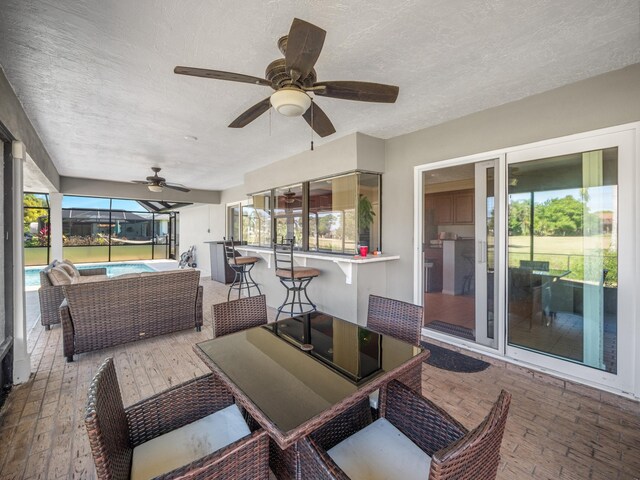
433 194 453 225
425 189 474 226
453 190 474 224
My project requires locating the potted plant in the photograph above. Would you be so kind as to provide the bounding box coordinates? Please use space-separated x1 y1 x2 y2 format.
358 194 376 250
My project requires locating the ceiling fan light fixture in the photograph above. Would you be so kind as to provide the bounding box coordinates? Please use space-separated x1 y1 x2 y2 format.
148 184 163 193
270 88 311 117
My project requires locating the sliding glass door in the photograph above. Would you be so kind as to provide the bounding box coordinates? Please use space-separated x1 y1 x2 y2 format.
421 160 500 349
418 126 636 393
505 129 634 391
474 160 499 348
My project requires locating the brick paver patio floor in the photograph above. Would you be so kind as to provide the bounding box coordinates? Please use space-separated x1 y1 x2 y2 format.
1 275 638 479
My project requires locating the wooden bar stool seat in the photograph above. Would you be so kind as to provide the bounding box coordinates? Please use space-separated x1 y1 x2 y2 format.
230 256 260 266
275 267 320 279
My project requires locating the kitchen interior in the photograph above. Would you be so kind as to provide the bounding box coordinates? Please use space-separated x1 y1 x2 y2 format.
423 164 476 340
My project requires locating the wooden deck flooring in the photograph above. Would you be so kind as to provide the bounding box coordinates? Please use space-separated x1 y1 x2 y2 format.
0 275 639 479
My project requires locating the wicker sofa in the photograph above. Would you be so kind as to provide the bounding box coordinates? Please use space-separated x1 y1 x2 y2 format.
60 269 203 361
39 261 108 329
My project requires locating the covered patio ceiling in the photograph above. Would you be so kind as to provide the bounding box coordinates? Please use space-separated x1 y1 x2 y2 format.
0 1 638 191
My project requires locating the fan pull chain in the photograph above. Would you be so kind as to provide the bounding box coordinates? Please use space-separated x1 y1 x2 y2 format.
269 107 272 136
310 101 314 151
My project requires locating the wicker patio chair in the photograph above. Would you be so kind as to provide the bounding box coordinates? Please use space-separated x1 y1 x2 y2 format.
366 295 423 408
212 294 268 338
85 357 269 480
367 294 422 345
299 380 511 480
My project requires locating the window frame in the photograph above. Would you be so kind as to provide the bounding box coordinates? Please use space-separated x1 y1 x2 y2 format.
231 170 382 255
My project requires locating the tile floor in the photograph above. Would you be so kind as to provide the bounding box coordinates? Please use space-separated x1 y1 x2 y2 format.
1 273 639 479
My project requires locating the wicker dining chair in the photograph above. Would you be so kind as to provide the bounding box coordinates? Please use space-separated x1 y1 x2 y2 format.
299 380 511 480
366 295 423 408
85 357 269 480
212 294 268 338
367 294 422 345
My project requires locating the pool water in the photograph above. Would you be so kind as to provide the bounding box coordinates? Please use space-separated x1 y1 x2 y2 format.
25 262 156 287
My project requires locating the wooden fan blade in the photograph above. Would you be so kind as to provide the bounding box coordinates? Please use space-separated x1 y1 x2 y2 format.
313 81 399 103
163 184 191 193
285 18 326 82
174 66 272 87
229 97 272 128
131 180 150 185
302 102 336 138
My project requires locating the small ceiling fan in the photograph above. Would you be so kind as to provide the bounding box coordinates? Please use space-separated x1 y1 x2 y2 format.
174 18 399 138
131 167 191 193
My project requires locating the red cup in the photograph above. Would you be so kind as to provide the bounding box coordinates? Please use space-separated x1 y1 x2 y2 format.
359 245 369 257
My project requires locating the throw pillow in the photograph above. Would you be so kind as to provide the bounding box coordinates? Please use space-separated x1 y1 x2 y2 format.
48 266 73 286
61 259 80 276
58 263 79 280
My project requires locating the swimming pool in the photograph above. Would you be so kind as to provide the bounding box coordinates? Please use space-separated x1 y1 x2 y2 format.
25 262 156 287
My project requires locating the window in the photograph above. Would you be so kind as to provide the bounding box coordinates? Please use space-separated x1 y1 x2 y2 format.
60 196 179 263
23 193 50 266
274 184 303 247
357 173 381 253
243 192 272 247
308 175 356 253
226 203 241 241
308 172 381 254
233 171 382 255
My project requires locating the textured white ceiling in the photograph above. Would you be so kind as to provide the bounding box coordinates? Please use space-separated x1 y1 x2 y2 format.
0 0 638 190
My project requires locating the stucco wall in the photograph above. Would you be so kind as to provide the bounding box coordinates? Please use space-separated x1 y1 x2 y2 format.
383 63 640 302
177 204 224 277
182 63 640 305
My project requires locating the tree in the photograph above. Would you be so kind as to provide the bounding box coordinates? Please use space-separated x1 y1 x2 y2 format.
317 213 338 237
534 195 594 236
23 194 48 234
508 199 530 236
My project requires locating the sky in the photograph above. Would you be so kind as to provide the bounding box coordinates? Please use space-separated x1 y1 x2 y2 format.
61 196 145 211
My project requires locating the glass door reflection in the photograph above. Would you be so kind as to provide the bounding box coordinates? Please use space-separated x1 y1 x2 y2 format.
507 148 618 373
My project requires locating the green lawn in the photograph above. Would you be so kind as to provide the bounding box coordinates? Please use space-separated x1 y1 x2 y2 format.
507 234 617 286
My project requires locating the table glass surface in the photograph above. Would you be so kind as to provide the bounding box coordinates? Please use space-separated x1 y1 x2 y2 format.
196 312 423 433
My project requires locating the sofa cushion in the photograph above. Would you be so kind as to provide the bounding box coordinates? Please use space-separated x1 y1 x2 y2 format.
48 266 74 286
139 271 164 277
113 273 141 280
58 263 79 280
130 404 251 480
77 275 109 284
61 259 80 276
327 417 432 480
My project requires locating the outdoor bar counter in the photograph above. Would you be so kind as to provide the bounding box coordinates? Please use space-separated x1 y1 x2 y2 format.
234 246 400 325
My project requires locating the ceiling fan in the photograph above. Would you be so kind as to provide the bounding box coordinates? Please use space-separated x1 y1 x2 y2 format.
131 167 191 193
174 18 399 138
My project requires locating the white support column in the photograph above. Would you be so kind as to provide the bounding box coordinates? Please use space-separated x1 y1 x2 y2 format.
12 141 30 383
582 150 605 370
49 192 63 261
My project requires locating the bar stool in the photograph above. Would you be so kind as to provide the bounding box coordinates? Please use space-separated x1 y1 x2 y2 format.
273 237 320 320
223 237 261 301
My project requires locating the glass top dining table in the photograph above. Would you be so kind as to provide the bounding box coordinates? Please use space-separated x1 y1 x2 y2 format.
194 311 428 449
